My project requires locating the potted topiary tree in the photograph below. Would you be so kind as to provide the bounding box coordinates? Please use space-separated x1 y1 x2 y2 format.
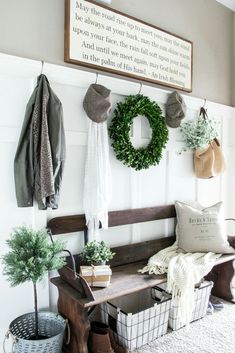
2 226 67 353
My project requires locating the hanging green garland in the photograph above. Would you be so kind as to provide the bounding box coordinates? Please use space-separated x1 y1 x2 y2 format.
109 94 168 171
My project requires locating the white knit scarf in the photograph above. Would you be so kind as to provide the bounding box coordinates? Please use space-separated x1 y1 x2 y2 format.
140 244 221 326
83 120 111 241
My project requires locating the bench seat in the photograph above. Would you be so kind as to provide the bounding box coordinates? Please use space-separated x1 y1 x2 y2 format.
51 260 166 308
51 253 235 308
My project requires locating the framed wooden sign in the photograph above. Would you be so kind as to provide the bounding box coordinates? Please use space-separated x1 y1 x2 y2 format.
65 0 193 92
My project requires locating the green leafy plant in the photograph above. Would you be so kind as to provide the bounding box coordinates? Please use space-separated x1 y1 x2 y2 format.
81 241 115 265
109 94 168 171
180 117 218 152
2 226 65 339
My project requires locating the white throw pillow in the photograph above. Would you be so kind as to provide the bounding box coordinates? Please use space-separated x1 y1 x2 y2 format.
175 201 235 254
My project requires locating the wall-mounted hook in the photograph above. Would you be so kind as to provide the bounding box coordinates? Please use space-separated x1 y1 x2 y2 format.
138 82 143 95
95 72 99 84
200 98 208 119
40 60 45 75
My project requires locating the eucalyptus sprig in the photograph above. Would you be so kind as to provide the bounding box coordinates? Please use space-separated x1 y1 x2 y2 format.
180 117 219 152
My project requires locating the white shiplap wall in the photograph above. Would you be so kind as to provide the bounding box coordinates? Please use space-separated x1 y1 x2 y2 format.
0 53 234 348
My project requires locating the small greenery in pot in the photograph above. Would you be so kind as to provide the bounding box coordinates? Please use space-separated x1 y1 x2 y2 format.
180 116 219 152
81 240 115 265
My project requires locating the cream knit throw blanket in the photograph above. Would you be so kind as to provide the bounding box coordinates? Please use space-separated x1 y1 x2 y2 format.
140 244 221 326
84 120 111 241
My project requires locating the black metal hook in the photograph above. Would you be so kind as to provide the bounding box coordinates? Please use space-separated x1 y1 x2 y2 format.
200 99 208 119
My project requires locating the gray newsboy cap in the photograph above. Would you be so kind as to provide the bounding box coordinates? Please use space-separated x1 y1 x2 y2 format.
165 91 186 128
83 84 112 123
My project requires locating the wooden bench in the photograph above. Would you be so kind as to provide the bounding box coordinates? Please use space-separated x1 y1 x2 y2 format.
49 205 235 353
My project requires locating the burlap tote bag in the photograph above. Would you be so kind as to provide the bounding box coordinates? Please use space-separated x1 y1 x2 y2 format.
194 137 225 179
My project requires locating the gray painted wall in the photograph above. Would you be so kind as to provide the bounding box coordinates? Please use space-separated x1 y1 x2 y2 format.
0 0 233 105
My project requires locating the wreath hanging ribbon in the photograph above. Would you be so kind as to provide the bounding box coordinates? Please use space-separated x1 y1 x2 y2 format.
109 94 168 171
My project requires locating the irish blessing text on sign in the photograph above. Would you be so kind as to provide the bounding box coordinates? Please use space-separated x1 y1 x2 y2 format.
65 0 193 92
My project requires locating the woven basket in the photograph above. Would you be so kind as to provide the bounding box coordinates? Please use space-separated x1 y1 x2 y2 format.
4 312 66 353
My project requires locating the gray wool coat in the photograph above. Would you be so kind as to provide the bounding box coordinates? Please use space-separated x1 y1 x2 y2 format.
14 74 66 210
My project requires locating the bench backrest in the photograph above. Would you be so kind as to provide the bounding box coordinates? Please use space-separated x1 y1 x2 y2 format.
48 204 176 267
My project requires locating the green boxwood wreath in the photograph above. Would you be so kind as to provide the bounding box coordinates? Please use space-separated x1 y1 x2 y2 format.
109 94 168 171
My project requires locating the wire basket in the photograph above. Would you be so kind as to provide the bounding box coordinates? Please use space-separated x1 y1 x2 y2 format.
100 287 171 350
152 281 213 330
3 312 66 353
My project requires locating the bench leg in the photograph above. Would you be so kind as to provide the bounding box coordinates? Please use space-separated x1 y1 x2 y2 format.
57 289 90 353
205 260 235 303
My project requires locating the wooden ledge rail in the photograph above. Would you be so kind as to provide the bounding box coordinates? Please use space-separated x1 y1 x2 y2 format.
47 204 176 235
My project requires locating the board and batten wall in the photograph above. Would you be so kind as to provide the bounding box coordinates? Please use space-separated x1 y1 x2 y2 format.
0 0 233 105
0 53 234 349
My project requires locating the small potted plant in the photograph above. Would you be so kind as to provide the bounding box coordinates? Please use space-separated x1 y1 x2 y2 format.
2 226 67 353
81 240 115 266
81 240 115 265
80 241 115 288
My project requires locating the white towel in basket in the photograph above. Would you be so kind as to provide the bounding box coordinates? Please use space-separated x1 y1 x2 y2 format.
139 244 221 326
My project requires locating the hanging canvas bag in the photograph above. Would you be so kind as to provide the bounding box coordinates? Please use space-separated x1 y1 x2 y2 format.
193 107 226 179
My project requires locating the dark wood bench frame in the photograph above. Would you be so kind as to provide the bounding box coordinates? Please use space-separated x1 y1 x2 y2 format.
49 205 235 353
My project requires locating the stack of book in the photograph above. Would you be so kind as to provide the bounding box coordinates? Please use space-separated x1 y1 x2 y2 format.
80 265 112 287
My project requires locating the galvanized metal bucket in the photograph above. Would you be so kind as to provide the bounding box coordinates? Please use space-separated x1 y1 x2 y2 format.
3 312 68 353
